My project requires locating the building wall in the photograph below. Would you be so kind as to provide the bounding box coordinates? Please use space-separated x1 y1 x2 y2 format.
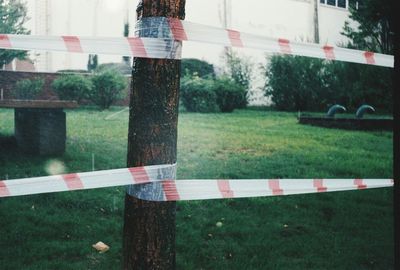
26 0 137 72
21 0 353 105
231 0 352 105
183 0 352 62
184 0 353 105
25 0 352 71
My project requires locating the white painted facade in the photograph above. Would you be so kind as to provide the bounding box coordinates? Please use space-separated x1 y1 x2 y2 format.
25 0 137 72
23 0 353 104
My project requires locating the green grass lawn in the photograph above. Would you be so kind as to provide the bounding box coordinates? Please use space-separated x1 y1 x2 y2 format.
0 107 393 269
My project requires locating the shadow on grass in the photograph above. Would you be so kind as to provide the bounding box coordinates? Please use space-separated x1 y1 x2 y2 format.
0 134 17 151
0 134 53 179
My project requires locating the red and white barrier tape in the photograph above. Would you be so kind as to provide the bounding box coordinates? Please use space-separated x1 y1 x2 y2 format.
136 17 393 67
0 17 394 67
133 178 393 201
0 164 393 201
0 35 182 59
0 164 176 198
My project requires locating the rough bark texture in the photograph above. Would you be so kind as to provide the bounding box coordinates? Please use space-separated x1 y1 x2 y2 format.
123 1 185 269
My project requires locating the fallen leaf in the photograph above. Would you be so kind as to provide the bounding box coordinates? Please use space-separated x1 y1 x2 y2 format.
92 241 110 253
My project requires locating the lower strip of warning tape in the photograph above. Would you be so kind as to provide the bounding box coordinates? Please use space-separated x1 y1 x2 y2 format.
0 164 393 201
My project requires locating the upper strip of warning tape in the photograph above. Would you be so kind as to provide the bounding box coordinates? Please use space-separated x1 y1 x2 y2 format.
135 17 393 67
0 34 182 59
0 164 393 201
0 17 394 67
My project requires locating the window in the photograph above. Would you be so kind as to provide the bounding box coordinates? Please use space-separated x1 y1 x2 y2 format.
320 0 347 9
337 0 346 7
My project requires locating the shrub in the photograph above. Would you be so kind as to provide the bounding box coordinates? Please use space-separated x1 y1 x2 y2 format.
213 77 247 112
13 78 44 100
87 54 98 72
223 51 253 108
180 75 218 113
181 59 215 79
263 55 328 111
89 70 127 110
324 60 392 112
52 74 92 103
263 54 392 112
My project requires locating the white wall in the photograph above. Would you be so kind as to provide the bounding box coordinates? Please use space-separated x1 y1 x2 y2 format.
319 4 350 45
23 0 353 105
26 0 138 72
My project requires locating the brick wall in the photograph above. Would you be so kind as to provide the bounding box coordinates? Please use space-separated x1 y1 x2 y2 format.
0 70 131 106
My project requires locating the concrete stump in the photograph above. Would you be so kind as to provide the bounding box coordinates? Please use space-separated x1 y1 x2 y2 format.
15 108 66 155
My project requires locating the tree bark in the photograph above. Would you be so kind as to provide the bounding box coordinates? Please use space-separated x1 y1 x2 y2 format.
123 1 185 269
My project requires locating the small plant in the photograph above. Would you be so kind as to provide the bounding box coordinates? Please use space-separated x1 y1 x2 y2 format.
52 74 92 103
180 75 218 113
13 78 44 100
213 77 247 113
87 54 98 72
89 70 127 110
223 51 253 108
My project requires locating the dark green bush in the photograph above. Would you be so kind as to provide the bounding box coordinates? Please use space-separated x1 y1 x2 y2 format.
181 59 215 79
324 61 392 112
264 55 326 111
180 75 246 113
13 78 44 100
180 76 218 113
89 70 127 110
213 77 247 112
263 54 392 112
52 74 92 103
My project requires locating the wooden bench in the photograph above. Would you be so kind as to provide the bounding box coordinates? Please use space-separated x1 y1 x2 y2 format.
0 100 78 155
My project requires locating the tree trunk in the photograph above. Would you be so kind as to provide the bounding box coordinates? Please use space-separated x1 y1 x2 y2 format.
123 1 185 269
